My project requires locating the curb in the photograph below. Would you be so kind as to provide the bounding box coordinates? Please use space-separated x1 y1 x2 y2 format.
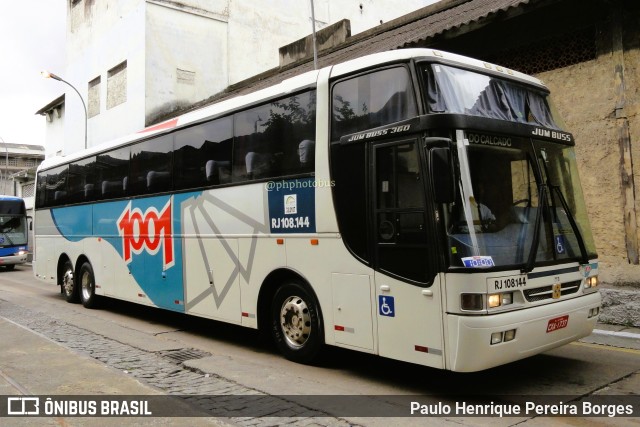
591 328 640 340
581 326 640 351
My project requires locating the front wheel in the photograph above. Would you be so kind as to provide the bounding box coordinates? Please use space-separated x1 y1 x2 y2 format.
271 282 323 364
79 262 98 309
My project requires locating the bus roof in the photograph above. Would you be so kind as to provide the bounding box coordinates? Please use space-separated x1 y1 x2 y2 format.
0 196 23 202
38 48 548 172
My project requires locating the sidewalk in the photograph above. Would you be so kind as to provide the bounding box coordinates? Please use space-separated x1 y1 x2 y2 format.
583 322 640 350
0 317 231 426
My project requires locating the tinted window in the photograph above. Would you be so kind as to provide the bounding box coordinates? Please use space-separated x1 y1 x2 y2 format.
423 64 563 129
332 67 417 140
0 200 25 215
233 91 316 181
96 147 130 199
129 135 173 195
374 141 431 283
174 117 233 189
36 171 46 208
68 157 97 203
37 165 69 207
330 142 369 263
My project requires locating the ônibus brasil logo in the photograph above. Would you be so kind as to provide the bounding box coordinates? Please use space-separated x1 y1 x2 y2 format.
117 200 174 270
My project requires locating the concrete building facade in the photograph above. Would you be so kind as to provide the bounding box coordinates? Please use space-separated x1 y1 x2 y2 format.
0 141 45 255
48 0 433 155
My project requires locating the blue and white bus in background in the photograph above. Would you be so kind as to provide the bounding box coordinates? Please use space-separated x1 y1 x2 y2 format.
0 196 29 270
34 49 600 372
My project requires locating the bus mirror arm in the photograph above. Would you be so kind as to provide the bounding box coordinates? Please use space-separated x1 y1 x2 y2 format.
426 139 456 204
27 215 33 231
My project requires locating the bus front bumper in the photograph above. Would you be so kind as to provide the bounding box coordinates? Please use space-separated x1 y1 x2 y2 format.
0 253 29 266
446 292 601 372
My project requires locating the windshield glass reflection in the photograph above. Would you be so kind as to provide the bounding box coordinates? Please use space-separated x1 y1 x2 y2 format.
444 133 596 269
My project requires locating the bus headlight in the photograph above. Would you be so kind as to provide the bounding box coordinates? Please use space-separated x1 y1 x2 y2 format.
488 292 513 308
585 276 598 289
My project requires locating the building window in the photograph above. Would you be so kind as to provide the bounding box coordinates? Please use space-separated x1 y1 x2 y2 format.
486 27 596 75
22 183 35 198
107 61 127 109
88 76 101 118
177 68 196 85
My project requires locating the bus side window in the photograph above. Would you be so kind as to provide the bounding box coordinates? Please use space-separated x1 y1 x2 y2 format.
129 135 173 195
96 147 130 200
68 157 96 203
41 165 69 207
174 116 233 190
233 91 316 182
331 67 417 140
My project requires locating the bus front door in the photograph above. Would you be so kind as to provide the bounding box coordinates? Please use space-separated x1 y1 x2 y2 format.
371 138 444 368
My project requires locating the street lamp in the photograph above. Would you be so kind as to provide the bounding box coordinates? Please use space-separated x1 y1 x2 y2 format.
41 71 88 150
0 136 8 194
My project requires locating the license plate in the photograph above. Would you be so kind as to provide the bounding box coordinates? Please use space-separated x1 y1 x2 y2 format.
546 315 569 333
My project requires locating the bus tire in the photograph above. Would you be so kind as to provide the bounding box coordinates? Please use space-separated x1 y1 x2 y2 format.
79 262 98 309
61 259 79 303
271 281 323 364
4 264 15 271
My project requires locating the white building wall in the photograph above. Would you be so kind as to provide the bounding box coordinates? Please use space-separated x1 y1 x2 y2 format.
65 0 147 151
227 0 433 84
145 1 230 125
55 0 435 156
44 104 66 158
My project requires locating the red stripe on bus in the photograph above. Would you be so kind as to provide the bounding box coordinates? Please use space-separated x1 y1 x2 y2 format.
138 118 178 133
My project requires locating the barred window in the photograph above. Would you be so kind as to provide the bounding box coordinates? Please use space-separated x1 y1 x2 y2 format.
107 61 127 109
486 27 596 75
22 183 35 198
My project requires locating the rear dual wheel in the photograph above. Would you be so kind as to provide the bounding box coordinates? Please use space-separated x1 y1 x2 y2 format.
79 262 98 309
61 259 78 303
61 259 97 308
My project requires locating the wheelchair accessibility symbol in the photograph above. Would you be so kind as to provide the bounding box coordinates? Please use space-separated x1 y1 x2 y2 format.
378 295 395 317
555 235 565 254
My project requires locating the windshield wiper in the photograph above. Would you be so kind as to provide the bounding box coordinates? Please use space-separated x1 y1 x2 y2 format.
551 185 589 264
523 185 546 274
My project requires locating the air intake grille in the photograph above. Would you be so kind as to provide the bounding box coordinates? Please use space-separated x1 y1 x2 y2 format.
523 280 581 302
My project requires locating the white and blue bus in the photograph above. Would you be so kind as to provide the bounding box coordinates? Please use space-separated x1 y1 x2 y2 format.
0 196 29 270
34 49 600 372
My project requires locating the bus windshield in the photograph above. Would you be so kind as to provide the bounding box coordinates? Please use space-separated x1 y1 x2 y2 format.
444 132 597 270
425 63 565 129
0 199 28 247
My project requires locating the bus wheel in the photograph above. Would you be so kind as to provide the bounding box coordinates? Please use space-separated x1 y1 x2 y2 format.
271 282 323 364
4 264 15 271
79 262 98 309
61 260 79 303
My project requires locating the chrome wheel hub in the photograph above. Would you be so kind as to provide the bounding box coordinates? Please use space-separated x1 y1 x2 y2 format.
81 271 92 301
63 270 74 296
280 295 311 348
